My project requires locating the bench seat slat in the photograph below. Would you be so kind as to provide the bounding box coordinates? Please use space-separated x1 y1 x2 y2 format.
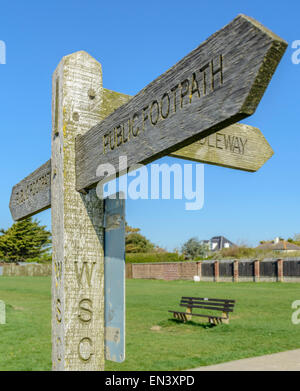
181 300 234 308
182 296 235 303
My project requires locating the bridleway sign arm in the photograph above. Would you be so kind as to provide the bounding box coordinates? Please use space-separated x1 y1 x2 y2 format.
169 123 274 172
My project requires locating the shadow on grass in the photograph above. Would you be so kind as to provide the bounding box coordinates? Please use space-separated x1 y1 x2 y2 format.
159 318 216 329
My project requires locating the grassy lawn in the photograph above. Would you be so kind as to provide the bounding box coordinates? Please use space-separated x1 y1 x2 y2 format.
0 277 300 371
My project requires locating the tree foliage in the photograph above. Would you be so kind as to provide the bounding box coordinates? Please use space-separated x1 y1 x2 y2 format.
0 218 51 263
181 237 208 260
125 223 155 253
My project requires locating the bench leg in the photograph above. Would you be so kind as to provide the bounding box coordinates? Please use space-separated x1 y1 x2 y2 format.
222 312 229 324
173 312 188 322
209 317 218 326
181 313 187 323
186 307 192 321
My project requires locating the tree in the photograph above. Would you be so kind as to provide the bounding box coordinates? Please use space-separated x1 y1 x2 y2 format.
125 223 155 253
181 237 208 260
0 218 51 263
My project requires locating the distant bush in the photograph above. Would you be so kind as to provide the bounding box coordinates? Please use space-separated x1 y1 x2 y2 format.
214 246 300 260
218 246 256 259
126 252 185 263
181 237 208 260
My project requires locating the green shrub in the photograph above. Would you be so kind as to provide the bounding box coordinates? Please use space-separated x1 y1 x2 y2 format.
24 253 52 264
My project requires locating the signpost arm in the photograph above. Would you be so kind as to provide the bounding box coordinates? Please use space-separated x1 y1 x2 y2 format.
75 14 287 192
169 123 274 172
51 51 105 371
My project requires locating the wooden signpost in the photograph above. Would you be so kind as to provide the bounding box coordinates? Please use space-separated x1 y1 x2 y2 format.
8 14 287 371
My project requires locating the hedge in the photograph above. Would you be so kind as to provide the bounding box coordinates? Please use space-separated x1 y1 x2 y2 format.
125 252 185 263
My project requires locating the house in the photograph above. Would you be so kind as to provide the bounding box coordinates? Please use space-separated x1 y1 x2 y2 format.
201 236 236 251
257 237 300 253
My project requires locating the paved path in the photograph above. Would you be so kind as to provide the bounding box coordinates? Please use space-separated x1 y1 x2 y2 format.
187 349 300 371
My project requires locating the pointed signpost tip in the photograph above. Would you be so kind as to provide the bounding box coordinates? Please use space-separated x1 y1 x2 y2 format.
237 14 288 45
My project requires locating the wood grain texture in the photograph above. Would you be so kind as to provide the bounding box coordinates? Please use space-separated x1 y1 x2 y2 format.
170 123 274 172
51 51 105 371
75 14 287 191
9 160 51 221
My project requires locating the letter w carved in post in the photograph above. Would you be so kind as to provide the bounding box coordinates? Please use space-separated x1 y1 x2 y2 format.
74 262 96 288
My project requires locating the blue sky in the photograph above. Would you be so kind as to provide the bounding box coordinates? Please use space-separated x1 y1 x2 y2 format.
0 0 299 251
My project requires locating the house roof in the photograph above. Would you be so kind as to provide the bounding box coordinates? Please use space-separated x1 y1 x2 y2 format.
210 236 235 245
257 240 300 251
202 236 236 250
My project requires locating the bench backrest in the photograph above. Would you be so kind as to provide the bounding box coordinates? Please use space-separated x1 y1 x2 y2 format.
180 296 235 313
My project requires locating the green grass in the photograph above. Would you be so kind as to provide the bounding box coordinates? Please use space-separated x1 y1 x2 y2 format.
0 277 51 370
0 277 300 371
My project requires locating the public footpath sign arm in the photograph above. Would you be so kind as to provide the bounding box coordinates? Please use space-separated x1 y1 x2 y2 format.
75 14 287 192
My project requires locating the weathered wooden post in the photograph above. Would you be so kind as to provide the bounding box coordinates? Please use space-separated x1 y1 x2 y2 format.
51 51 105 371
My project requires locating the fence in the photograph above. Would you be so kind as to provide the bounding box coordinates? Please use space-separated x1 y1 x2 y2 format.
125 258 300 282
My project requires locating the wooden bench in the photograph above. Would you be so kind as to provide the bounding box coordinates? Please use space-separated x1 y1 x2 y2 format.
168 296 235 325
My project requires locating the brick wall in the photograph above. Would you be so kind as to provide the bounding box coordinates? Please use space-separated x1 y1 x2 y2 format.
127 258 300 282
